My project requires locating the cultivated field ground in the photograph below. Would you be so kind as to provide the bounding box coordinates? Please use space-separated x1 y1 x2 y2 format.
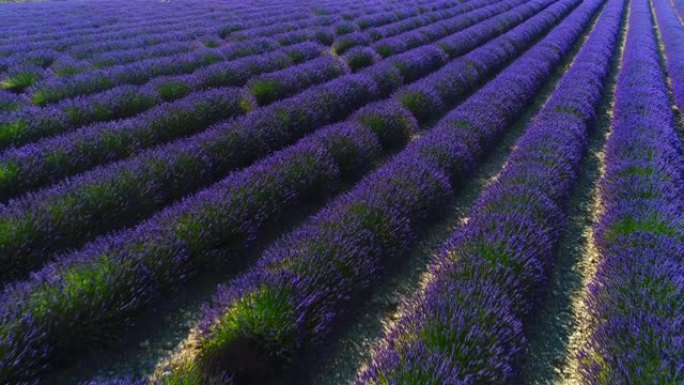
0 0 682 384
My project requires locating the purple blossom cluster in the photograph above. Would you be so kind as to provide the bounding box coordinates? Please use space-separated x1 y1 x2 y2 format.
578 0 684 382
163 0 608 382
359 0 626 381
0 91 26 113
90 41 198 69
342 46 381 72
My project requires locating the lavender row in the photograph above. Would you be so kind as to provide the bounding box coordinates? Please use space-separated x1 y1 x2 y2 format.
67 23 220 59
0 0 548 283
358 0 627 381
0 49 335 200
653 0 684 113
331 0 507 55
65 20 244 60
8 33 261 92
319 0 470 40
578 0 684 382
0 10 218 54
368 0 527 57
246 56 346 105
360 0 478 41
89 41 199 69
0 40 322 150
0 100 417 384
153 0 608 382
354 6 424 30
52 0 428 76
1 31 210 82
228 13 336 42
0 84 159 146
397 0 559 122
28 39 286 106
210 0 419 42
0 87 250 202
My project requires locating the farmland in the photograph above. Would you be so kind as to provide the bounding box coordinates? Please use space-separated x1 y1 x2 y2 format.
0 0 682 384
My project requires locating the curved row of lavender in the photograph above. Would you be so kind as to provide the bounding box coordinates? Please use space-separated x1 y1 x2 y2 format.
357 0 625 381
146 0 603 383
577 0 684 382
0 0 579 380
0 0 560 285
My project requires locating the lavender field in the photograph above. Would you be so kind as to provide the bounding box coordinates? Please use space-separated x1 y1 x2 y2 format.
0 0 682 383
